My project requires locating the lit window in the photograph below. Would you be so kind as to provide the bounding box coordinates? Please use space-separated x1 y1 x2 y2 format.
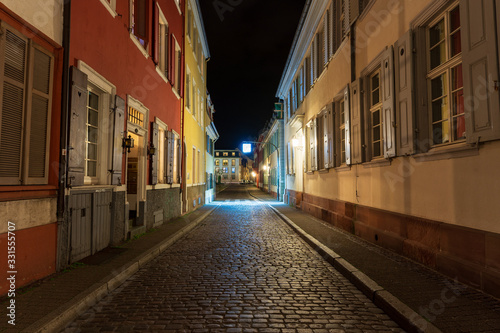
339 99 346 164
428 5 464 145
370 71 383 158
86 90 100 178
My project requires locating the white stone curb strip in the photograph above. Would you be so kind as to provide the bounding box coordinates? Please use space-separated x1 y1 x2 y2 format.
266 203 442 333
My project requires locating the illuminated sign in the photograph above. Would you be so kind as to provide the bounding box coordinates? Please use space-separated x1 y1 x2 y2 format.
242 143 252 153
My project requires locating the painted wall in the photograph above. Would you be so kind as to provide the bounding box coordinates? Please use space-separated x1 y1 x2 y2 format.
1 0 63 45
283 0 500 235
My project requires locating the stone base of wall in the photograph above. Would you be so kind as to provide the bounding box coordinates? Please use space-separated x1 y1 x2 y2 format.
146 187 182 229
288 190 500 299
186 185 205 214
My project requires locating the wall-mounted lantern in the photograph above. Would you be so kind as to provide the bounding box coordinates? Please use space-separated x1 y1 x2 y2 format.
123 135 134 153
147 145 156 156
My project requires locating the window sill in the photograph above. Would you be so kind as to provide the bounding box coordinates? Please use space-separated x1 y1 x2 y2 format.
413 142 479 162
69 185 118 193
129 32 149 59
174 0 182 15
147 183 180 190
172 86 180 100
363 158 391 168
318 169 329 174
335 165 351 172
98 0 117 18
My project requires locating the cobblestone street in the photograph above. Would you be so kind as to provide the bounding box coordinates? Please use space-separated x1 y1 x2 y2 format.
62 187 403 332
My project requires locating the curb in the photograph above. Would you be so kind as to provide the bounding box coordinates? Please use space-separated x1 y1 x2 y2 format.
23 205 219 333
265 203 441 333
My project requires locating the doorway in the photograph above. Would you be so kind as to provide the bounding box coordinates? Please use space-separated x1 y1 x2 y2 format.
126 131 144 227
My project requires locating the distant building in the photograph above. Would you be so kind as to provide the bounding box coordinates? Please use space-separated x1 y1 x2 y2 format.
276 0 500 299
214 150 242 184
205 94 218 203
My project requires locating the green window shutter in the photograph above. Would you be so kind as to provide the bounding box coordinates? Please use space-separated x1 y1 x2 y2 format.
0 27 28 184
395 30 415 156
350 79 363 163
460 0 500 143
344 85 351 165
25 46 53 184
67 66 88 187
381 46 396 158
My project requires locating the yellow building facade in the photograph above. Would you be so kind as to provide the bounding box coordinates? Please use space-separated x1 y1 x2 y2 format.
278 0 500 298
183 0 210 213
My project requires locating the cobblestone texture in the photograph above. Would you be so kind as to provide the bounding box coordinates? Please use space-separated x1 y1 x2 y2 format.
62 190 403 332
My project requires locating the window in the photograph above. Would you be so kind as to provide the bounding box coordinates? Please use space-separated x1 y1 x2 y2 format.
0 24 54 185
215 160 220 166
369 71 383 158
231 167 236 174
128 106 144 127
223 167 228 173
317 113 325 169
131 0 148 48
232 152 235 156
231 159 236 166
173 38 181 95
157 7 170 78
223 152 228 157
157 125 166 183
186 69 191 110
86 89 100 178
99 0 117 17
223 159 228 166
192 147 196 184
427 5 464 145
216 152 219 157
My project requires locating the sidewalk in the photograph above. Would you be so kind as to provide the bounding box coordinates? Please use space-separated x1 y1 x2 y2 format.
0 205 218 333
248 187 500 333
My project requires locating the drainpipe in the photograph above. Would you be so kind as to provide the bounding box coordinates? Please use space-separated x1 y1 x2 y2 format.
56 0 71 271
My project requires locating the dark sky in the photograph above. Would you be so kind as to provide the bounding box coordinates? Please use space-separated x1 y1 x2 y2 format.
199 0 306 150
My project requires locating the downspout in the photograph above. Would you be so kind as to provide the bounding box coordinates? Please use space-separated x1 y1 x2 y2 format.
180 9 186 215
56 0 71 271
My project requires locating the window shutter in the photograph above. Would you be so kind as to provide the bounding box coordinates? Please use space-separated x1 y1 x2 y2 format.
168 35 175 83
349 0 360 26
164 25 169 77
177 49 182 96
151 122 159 185
68 66 88 187
153 3 159 64
311 118 318 171
334 101 341 167
287 142 291 175
327 103 335 168
310 45 315 87
323 110 329 169
381 46 396 158
111 95 124 185
329 1 336 57
344 85 351 165
350 79 363 163
26 47 53 184
166 130 174 184
414 27 430 153
315 35 321 78
177 136 182 183
135 0 147 41
460 0 500 143
394 30 415 156
323 14 329 66
0 28 27 184
343 0 350 36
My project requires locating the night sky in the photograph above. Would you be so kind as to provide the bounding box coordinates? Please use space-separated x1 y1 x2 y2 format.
198 0 306 150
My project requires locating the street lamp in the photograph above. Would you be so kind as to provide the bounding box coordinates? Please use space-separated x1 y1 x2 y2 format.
242 141 280 201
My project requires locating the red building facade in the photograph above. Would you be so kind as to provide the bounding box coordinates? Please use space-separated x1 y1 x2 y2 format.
59 0 185 268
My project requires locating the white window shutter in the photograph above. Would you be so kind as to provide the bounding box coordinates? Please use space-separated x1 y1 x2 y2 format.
381 46 396 158
329 1 335 58
414 27 430 153
0 27 28 184
350 79 363 163
327 103 335 168
460 0 500 143
151 122 159 185
166 130 174 184
111 95 124 185
344 85 351 165
68 66 88 186
394 30 415 156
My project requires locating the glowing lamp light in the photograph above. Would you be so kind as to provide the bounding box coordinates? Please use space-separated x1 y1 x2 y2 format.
242 143 252 153
251 172 256 177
